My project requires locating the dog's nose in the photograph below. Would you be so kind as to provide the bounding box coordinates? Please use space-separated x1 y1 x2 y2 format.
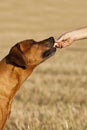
48 37 55 43
45 37 55 47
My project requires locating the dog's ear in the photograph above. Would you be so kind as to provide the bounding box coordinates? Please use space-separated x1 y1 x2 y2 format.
7 44 28 69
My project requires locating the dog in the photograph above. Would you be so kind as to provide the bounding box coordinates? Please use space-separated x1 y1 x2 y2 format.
0 37 56 130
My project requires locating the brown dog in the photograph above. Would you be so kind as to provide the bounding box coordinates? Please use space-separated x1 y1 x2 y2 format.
0 37 56 130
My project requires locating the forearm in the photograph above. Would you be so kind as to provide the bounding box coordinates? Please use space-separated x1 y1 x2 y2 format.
69 27 87 41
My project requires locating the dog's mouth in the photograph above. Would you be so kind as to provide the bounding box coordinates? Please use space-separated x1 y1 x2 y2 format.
42 47 56 58
42 37 56 58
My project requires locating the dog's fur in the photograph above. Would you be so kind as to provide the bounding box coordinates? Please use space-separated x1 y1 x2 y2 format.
0 37 56 130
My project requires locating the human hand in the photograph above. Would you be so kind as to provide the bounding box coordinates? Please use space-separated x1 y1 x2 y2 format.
54 32 76 48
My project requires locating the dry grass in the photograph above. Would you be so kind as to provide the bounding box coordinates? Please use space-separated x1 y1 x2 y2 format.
0 0 87 130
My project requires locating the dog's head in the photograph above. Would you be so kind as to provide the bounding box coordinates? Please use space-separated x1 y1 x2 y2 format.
7 37 56 69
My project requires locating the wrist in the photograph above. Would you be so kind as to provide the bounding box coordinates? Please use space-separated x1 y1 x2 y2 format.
66 32 77 41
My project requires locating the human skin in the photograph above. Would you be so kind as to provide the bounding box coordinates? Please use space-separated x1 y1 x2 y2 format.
54 27 87 48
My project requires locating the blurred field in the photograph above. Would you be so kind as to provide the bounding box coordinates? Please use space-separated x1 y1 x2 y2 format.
0 0 87 130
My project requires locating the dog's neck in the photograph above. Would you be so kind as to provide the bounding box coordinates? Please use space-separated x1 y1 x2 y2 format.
0 58 36 130
0 58 35 100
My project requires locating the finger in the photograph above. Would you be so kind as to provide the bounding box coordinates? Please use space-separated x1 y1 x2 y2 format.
54 42 59 48
54 42 63 48
56 38 63 43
